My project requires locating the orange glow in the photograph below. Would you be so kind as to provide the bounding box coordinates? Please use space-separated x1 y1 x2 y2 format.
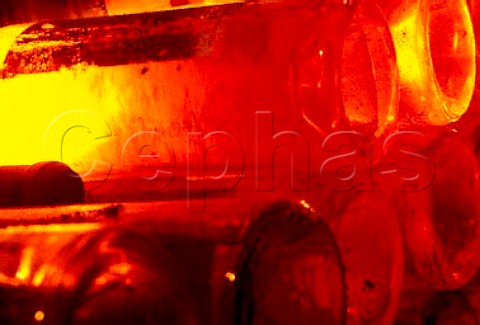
104 0 244 15
0 18 207 179
2 223 101 235
0 65 120 171
34 310 45 322
109 262 132 276
32 266 51 287
32 264 76 288
93 262 132 286
390 9 424 86
0 57 201 181
388 0 476 124
94 274 110 287
15 247 34 281
299 199 312 210
104 0 172 15
225 272 236 282
0 24 31 69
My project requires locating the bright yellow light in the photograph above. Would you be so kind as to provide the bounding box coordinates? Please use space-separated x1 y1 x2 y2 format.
32 266 50 287
300 199 311 210
3 223 101 235
0 66 120 172
390 9 424 87
104 0 171 15
0 24 31 70
15 247 34 281
0 47 203 180
104 0 244 15
225 272 236 282
34 310 45 322
93 263 132 287
387 113 395 123
32 265 76 288
388 1 475 124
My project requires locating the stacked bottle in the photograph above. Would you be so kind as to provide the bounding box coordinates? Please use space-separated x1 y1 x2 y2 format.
0 199 346 324
0 0 477 324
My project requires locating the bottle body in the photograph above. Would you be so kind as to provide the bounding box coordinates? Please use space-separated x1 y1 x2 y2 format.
0 1 402 202
0 199 346 324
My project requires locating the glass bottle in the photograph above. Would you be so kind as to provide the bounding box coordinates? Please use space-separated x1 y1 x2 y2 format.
0 222 202 324
0 162 84 207
288 0 398 138
0 1 401 199
235 200 346 325
0 0 245 26
0 198 347 324
381 129 480 290
327 191 404 325
376 0 476 126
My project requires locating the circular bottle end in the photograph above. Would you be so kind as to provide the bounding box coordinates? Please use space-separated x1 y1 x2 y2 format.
290 2 398 137
399 132 480 290
235 201 346 324
428 0 476 123
331 192 404 324
383 0 475 125
22 162 85 207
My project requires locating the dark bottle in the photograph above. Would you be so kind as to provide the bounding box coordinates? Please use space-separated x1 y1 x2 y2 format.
0 198 328 325
0 162 84 207
235 201 346 325
0 224 200 324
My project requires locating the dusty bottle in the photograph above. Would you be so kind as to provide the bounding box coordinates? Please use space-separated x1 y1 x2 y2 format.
289 0 398 137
